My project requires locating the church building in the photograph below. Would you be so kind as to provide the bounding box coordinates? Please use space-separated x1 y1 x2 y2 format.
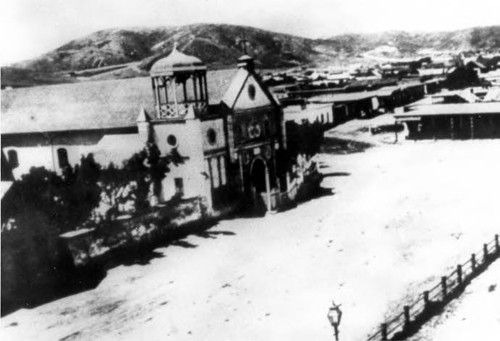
1 46 288 213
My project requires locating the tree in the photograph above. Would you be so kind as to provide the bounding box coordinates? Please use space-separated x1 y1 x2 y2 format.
97 141 184 216
285 120 325 159
444 66 481 90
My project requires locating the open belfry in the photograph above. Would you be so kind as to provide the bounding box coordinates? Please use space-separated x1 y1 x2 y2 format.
146 43 287 211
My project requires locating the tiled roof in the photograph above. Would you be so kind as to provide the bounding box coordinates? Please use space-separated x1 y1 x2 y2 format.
1 69 237 135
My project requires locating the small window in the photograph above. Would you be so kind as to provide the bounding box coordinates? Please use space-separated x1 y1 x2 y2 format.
57 148 69 168
167 134 178 147
220 156 227 186
207 128 217 145
7 150 18 168
210 158 220 188
174 178 184 197
248 84 256 100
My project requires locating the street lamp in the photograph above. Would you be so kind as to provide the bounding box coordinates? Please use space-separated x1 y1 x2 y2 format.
327 300 342 341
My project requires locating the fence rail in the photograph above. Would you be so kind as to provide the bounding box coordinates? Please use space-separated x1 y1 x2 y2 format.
366 234 500 341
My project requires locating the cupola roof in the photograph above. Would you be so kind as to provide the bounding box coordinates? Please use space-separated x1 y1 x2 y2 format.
150 43 206 76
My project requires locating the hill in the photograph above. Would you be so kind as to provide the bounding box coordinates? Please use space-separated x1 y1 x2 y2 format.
11 24 318 73
321 26 500 55
2 24 500 88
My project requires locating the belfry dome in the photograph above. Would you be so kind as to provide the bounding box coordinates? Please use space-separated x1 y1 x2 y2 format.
150 44 206 76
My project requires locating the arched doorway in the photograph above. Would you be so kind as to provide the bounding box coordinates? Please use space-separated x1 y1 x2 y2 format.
250 158 267 193
249 157 271 212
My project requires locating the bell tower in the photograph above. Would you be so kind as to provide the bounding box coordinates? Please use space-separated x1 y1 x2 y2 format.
150 43 208 119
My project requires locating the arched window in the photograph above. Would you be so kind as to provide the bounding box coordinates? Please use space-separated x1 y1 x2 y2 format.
7 150 18 168
210 158 220 188
57 148 69 168
219 156 227 186
206 128 217 146
248 84 256 100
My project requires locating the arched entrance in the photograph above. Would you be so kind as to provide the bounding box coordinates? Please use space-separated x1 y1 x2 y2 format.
249 157 271 211
250 158 267 193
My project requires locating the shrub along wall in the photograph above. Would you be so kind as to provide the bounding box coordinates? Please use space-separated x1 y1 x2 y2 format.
1 142 182 314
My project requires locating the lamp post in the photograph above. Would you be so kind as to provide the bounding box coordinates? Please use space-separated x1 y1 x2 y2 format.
327 300 342 341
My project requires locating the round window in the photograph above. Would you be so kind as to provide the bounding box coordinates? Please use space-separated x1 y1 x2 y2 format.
167 134 178 147
207 128 217 145
248 84 256 100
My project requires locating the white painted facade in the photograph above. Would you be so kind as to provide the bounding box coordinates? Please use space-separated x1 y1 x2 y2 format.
3 131 145 180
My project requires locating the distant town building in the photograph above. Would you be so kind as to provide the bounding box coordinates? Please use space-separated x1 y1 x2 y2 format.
395 102 500 139
283 103 334 125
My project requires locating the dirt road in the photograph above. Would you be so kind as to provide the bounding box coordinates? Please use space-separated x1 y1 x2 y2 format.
2 139 500 341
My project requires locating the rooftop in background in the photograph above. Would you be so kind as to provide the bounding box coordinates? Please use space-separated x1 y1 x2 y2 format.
309 91 377 103
1 69 237 135
395 102 500 119
283 103 332 114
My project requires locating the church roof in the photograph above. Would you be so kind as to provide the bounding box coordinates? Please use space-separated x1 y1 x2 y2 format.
1 69 237 135
150 44 206 76
221 67 279 109
222 68 250 107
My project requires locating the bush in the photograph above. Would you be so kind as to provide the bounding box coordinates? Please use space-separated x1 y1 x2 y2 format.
285 120 325 158
1 154 102 234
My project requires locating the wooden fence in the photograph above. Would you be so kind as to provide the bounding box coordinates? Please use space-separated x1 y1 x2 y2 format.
366 234 500 341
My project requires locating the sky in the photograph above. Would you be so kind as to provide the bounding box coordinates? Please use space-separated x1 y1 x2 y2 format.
1 0 500 66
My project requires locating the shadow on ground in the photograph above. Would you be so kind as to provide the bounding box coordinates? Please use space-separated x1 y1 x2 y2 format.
321 137 373 154
321 171 351 177
2 173 342 316
1 219 236 317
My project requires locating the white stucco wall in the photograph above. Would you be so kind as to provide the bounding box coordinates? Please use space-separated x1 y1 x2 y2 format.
152 119 212 204
283 104 334 124
3 132 146 180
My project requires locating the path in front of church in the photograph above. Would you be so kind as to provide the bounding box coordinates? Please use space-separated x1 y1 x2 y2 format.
2 139 500 341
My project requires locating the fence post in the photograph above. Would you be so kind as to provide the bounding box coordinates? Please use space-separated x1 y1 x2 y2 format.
381 323 388 341
403 305 410 329
441 276 448 299
495 234 499 255
483 243 489 263
423 291 430 310
471 253 476 273
457 264 463 286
